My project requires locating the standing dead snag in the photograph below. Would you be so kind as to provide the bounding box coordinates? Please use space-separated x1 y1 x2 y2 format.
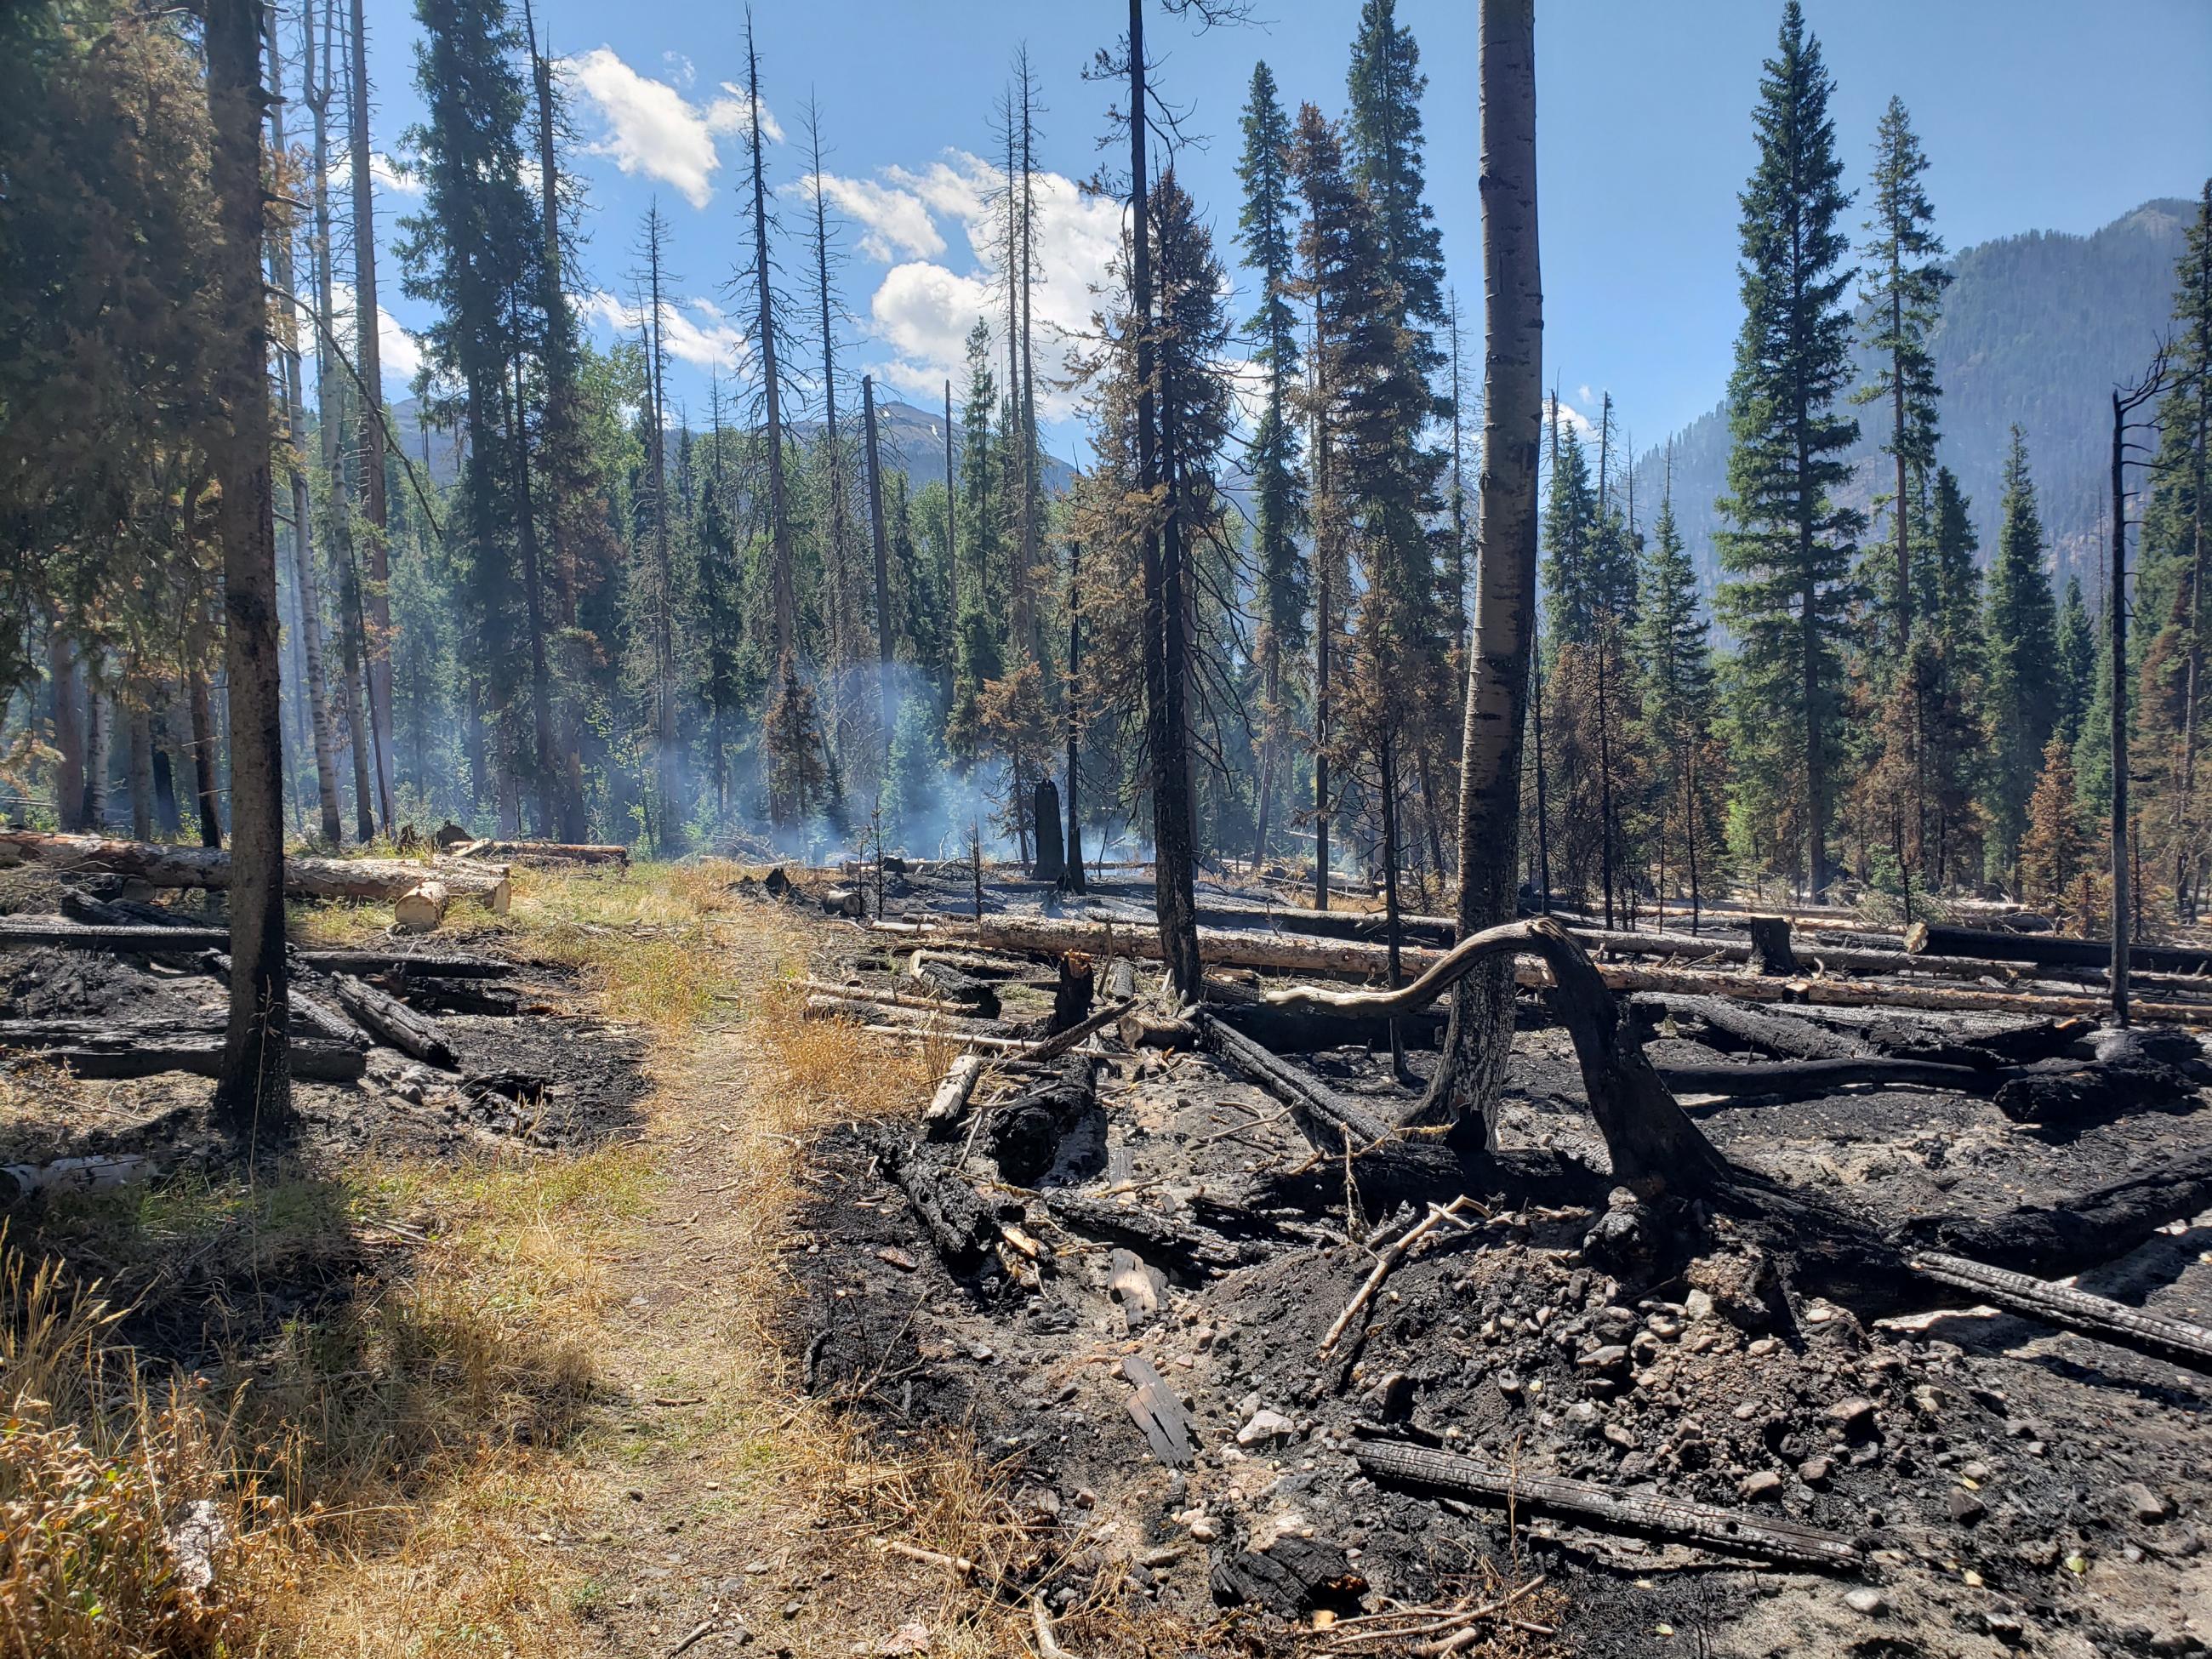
1419 0 1543 1140
1270 919 1728 1193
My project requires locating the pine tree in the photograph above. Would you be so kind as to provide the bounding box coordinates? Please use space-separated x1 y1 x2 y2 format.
1636 463 1723 926
1345 0 1445 339
1983 425 2061 880
1541 423 1599 647
396 0 540 825
2055 575 2095 748
1715 0 1862 896
947 319 1002 763
2018 735 2090 921
1236 60 1307 864
1854 96 1947 644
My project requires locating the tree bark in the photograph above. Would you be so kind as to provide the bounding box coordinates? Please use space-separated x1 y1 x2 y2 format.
206 0 292 1133
1418 0 1542 1138
347 0 395 831
266 9 343 847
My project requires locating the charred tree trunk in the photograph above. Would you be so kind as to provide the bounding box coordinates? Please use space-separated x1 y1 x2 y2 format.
206 0 292 1132
1062 537 1087 893
1417 0 1542 1140
864 374 895 738
187 665 223 849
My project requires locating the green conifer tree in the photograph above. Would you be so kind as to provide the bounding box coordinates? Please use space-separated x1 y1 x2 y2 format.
1715 0 1863 896
1982 425 2061 880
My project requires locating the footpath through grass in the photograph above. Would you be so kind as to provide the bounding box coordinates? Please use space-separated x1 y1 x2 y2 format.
1 860 1054 1657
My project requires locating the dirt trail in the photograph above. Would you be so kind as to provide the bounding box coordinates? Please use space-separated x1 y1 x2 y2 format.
529 924 1037 1659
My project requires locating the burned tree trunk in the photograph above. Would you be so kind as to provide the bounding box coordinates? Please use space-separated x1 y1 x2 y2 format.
1420 0 1542 1140
206 0 291 1134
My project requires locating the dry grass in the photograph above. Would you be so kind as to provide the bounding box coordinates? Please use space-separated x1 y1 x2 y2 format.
0 1247 299 1658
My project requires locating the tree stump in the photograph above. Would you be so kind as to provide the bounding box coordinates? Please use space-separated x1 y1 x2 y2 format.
1032 778 1064 882
1746 915 1798 976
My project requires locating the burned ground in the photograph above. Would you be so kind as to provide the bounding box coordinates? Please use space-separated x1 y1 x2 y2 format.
772 868 2212 1659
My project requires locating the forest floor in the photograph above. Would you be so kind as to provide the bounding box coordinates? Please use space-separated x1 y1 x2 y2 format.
5 859 2212 1657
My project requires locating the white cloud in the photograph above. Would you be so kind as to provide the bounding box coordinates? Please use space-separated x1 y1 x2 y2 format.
323 147 424 197
328 281 424 393
704 83 782 145
562 47 778 210
856 151 1126 418
584 289 750 372
369 152 419 195
869 262 997 402
808 172 944 262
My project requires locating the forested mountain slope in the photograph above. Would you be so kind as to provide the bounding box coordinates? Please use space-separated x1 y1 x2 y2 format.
1636 197 2192 599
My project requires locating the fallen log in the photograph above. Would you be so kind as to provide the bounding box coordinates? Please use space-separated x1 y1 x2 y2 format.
2 1153 152 1205
299 949 513 979
906 958 1002 1018
1992 1048 2201 1126
880 1141 1001 1271
391 977 525 1017
921 1052 987 1139
820 887 867 919
1025 998 1136 1063
0 830 511 913
1040 1191 1251 1274
961 915 2212 1023
1909 1251 2212 1374
1198 1012 1395 1149
462 840 629 868
0 1024 367 1083
795 978 973 1016
1353 1437 1862 1571
1630 994 1873 1061
1118 1011 1202 1050
1895 1149 2212 1280
0 921 229 953
332 975 459 1069
1907 920 2212 978
802 993 996 1034
1661 1056 2005 1103
987 1056 1099 1184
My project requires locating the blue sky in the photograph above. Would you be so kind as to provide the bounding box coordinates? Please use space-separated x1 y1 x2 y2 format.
350 0 2212 460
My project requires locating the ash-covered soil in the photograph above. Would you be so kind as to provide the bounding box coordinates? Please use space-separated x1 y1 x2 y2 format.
779 937 2212 1657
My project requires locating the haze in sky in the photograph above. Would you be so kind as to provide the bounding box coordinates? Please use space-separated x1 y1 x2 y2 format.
353 0 2212 456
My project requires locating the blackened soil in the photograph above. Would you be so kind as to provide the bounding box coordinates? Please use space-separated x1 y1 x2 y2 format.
784 980 2212 1657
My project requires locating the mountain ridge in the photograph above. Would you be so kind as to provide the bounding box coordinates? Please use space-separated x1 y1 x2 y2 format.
1628 196 2194 606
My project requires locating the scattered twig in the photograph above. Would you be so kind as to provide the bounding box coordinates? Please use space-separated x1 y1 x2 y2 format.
1320 1195 1483 1354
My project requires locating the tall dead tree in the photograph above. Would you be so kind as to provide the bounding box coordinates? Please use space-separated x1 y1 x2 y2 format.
804 100 859 739
864 374 895 736
743 11 803 824
2112 346 2175 1024
347 0 395 830
264 10 343 847
305 0 374 842
1062 535 1087 893
1115 0 1202 1001
637 202 683 850
1416 0 1542 1137
205 0 291 1131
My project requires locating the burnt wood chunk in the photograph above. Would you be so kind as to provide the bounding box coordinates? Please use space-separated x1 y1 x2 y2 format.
1354 1437 1861 1571
1208 1536 1367 1616
1121 1355 1193 1466
333 974 459 1069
